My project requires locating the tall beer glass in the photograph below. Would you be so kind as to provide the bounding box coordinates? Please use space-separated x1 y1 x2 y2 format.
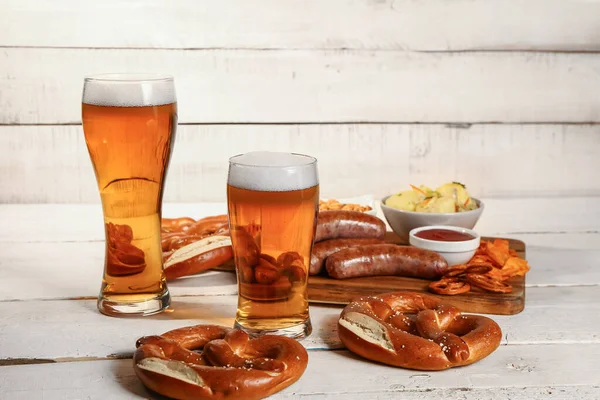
227 151 319 339
82 74 177 316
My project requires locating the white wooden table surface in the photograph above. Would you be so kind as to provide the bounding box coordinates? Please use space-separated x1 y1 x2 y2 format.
1 199 599 400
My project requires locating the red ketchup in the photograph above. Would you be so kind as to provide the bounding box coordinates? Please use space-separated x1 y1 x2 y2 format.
415 228 475 242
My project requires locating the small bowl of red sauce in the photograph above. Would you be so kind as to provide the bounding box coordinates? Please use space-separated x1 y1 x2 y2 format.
409 225 480 267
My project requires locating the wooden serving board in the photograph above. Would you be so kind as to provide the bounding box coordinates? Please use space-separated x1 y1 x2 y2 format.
307 232 526 315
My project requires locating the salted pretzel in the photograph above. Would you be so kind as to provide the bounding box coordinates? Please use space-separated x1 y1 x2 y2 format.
465 273 513 294
162 215 228 234
161 215 230 252
428 277 471 295
338 291 502 371
160 215 234 280
105 222 146 276
133 324 308 400
162 217 197 232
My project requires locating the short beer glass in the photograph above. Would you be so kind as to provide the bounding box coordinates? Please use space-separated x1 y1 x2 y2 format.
82 74 177 316
227 152 319 339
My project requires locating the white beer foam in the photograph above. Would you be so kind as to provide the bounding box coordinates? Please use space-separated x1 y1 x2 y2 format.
82 74 176 107
228 151 318 192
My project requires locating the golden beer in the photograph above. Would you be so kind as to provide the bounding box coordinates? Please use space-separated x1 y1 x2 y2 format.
82 74 177 316
227 152 319 339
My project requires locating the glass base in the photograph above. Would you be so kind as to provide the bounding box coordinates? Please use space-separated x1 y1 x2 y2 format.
97 288 170 317
234 319 312 340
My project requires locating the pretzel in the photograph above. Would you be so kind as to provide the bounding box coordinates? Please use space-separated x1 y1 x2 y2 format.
442 264 468 278
186 220 229 237
162 217 197 232
465 273 513 294
337 291 502 370
105 222 146 276
464 265 493 275
441 264 493 279
428 277 471 295
162 233 206 252
160 216 234 279
163 235 234 280
161 215 230 253
162 215 228 233
133 324 308 400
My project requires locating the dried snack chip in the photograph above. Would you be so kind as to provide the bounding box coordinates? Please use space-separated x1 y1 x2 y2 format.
486 268 505 282
499 257 530 279
485 241 511 267
492 239 510 254
429 238 530 296
472 239 530 281
467 255 495 268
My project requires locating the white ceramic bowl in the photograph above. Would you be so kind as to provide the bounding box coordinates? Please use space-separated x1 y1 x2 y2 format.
380 196 485 242
409 225 481 266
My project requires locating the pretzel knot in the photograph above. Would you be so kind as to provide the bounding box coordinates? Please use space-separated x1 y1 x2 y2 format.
133 325 308 400
337 292 502 371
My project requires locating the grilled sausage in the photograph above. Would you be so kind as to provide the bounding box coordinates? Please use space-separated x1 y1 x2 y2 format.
315 211 386 242
310 238 386 275
325 244 449 280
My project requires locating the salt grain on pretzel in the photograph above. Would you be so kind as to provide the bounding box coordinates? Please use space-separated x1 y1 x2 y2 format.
133 324 308 400
337 291 502 370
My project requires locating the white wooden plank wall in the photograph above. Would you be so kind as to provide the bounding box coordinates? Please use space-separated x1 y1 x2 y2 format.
3 125 600 203
2 0 599 51
4 49 600 124
1 0 599 203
